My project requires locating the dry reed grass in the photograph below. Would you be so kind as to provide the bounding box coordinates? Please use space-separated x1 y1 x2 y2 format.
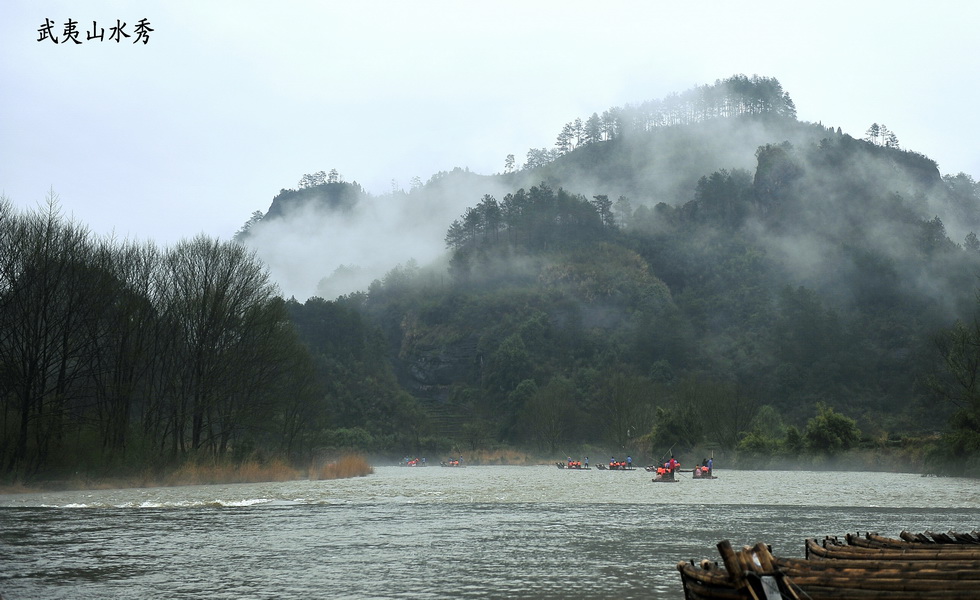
163 458 302 487
309 454 374 480
463 448 538 465
0 481 34 494
1 455 379 494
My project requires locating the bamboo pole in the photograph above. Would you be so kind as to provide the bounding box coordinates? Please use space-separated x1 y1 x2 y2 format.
717 540 761 600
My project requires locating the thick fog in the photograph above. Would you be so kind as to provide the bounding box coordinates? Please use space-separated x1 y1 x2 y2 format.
242 106 980 326
242 172 518 300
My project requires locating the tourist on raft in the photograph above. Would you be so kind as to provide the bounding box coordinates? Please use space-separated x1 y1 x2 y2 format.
609 457 630 470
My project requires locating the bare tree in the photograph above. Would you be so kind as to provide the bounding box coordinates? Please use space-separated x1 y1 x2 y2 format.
0 194 100 473
155 236 282 456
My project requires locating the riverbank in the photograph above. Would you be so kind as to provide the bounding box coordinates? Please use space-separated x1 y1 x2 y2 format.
4 441 970 494
0 454 374 494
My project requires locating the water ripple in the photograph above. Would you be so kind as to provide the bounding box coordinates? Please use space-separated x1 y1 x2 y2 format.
1 467 978 599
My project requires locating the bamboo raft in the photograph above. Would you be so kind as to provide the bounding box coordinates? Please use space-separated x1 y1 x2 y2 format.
808 535 980 561
677 531 980 599
846 531 980 548
555 462 590 470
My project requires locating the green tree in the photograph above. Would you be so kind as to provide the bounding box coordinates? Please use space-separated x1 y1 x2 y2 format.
753 142 804 223
444 219 467 251
556 122 575 154
392 392 432 449
736 430 778 458
803 403 860 455
498 378 537 441
572 118 584 146
591 195 614 229
918 216 957 256
584 113 602 145
520 377 576 452
484 334 531 394
598 373 655 449
479 195 501 243
649 404 703 452
931 319 980 471
613 196 633 228
234 210 265 240
964 232 979 253
942 173 980 228
748 404 785 439
864 123 881 144
686 169 753 226
600 109 618 140
781 425 805 456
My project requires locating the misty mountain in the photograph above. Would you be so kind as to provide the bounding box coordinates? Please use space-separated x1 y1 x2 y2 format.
238 168 515 299
242 76 980 452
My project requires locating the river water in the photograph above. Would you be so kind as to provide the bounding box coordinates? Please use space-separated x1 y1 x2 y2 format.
1 465 978 599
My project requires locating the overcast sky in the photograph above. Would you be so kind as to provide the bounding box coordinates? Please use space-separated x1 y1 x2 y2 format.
3 1 979 248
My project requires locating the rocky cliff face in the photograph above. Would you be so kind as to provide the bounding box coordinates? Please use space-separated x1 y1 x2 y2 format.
398 335 481 401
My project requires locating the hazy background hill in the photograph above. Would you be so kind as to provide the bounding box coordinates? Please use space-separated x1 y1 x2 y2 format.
235 76 980 463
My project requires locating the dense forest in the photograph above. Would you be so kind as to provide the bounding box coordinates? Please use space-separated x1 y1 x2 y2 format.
0 198 330 478
4 75 980 480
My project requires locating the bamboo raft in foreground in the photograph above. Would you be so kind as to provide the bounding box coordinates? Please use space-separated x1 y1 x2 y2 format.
677 532 980 600
807 535 980 561
898 530 980 544
844 531 980 549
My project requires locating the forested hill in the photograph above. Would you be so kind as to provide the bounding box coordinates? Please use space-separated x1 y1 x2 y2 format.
9 76 980 482
256 75 980 467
